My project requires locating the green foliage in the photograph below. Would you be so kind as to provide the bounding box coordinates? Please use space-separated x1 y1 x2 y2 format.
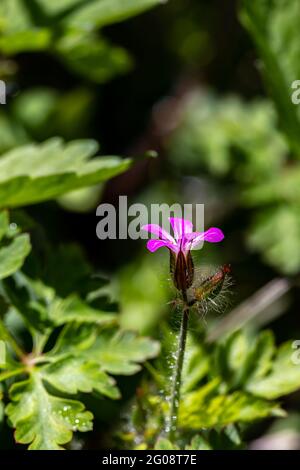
55 31 132 84
11 87 95 142
169 93 287 179
246 342 300 400
1 0 300 453
6 373 93 450
240 0 300 154
168 88 300 274
154 437 179 450
86 329 160 375
0 0 164 82
214 330 300 399
0 213 160 450
3 272 118 333
42 356 120 399
179 380 283 430
240 0 300 273
185 435 212 450
167 0 300 276
118 326 300 449
246 206 300 275
0 138 131 209
0 211 31 280
64 0 165 29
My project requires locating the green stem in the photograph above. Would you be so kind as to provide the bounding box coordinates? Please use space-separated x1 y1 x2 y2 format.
0 318 24 360
33 331 50 355
0 368 26 382
168 297 189 441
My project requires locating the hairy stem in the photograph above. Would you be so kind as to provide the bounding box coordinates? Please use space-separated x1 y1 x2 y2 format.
168 293 189 441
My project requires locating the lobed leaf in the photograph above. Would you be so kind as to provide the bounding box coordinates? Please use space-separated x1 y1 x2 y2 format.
179 379 284 430
88 329 161 375
246 342 300 400
42 356 120 399
6 373 93 450
0 138 131 209
3 273 117 333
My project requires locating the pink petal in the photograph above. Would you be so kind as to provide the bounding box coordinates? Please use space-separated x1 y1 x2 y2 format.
146 239 178 253
169 217 193 241
185 227 224 249
141 224 175 243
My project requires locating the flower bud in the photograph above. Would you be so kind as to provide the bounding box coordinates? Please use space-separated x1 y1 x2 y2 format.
171 250 194 292
191 264 231 303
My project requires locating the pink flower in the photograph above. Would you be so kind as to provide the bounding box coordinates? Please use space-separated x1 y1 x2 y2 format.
142 217 224 255
142 217 224 292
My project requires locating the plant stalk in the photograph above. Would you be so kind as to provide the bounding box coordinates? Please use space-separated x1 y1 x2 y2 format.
168 293 189 441
0 318 24 360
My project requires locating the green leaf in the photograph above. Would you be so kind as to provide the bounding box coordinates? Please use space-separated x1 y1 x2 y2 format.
242 167 300 206
56 31 132 83
0 138 131 209
89 329 160 375
6 373 93 450
214 330 300 400
42 356 120 399
181 335 209 393
49 295 117 326
154 438 179 450
185 435 212 450
240 0 300 154
65 0 165 29
0 29 51 54
3 273 117 333
247 205 300 274
0 235 31 280
213 330 274 390
0 0 51 54
242 331 275 385
0 0 32 32
213 330 251 389
35 0 83 16
12 87 95 142
2 273 57 333
0 211 31 280
49 324 98 358
179 379 284 430
168 92 287 180
246 341 300 399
